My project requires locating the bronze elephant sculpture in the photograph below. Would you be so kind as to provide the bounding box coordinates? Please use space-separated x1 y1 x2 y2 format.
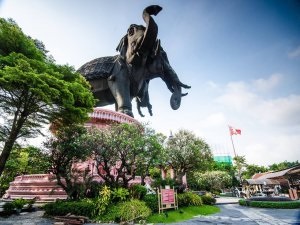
78 5 190 117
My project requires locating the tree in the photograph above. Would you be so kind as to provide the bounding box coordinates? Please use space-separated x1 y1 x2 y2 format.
165 129 213 185
45 125 93 200
233 155 247 182
134 128 164 185
0 18 95 176
0 145 50 196
0 18 44 60
89 123 162 188
243 164 268 179
192 170 232 192
268 160 299 171
212 161 239 187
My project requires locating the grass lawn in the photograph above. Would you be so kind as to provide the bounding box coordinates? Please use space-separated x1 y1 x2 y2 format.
147 205 220 224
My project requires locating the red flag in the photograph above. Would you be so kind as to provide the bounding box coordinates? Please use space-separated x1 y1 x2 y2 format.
229 126 241 135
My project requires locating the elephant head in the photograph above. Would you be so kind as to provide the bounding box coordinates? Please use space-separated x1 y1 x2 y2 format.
151 44 191 111
116 5 162 65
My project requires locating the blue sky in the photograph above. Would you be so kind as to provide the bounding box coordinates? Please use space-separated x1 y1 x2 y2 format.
1 0 300 166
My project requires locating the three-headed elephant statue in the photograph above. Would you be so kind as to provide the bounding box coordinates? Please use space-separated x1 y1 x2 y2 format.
78 5 190 117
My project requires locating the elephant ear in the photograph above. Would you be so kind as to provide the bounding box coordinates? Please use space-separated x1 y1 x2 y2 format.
116 34 128 59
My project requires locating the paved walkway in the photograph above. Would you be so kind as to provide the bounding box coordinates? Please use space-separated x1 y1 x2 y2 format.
215 196 240 205
0 198 299 225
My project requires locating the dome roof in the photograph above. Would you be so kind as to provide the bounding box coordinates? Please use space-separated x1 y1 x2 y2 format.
85 108 139 129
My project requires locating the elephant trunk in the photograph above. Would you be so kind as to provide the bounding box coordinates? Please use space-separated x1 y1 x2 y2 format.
138 5 162 53
170 83 182 110
160 49 191 110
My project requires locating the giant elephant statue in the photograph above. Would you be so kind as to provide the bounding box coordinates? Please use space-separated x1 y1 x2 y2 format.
78 5 190 117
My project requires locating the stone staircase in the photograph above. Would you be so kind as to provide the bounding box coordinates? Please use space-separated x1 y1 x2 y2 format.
2 174 67 202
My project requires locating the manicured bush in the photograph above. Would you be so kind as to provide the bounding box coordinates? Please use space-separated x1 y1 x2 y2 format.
249 196 292 201
143 194 159 213
250 200 300 209
178 192 202 207
129 184 147 200
201 194 216 205
99 199 151 223
239 199 248 206
43 200 94 218
239 199 300 209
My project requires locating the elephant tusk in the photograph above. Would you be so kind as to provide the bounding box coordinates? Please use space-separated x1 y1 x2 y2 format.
181 93 188 97
177 81 191 89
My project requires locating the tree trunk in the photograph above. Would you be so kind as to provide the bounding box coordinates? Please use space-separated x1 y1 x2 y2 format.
175 171 185 186
0 140 16 176
0 124 24 176
0 110 27 176
140 174 145 186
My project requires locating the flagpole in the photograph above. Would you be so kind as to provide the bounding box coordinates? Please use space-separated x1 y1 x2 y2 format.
229 125 242 183
230 135 237 158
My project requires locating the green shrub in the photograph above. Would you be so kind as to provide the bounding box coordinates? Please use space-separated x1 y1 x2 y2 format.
143 194 159 213
92 185 112 217
98 204 121 223
112 187 129 202
117 199 151 222
129 184 147 200
2 202 15 216
201 194 216 205
239 199 300 209
100 199 151 223
43 200 94 218
239 199 248 206
12 198 28 209
178 192 202 207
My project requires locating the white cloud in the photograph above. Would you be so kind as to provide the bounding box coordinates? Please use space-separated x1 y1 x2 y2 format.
208 74 300 165
215 75 300 127
206 81 219 89
243 134 300 166
215 81 257 112
201 112 226 128
256 95 300 126
252 74 282 92
288 45 300 59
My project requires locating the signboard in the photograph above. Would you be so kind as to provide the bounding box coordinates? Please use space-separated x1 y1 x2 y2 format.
158 187 178 213
162 189 175 204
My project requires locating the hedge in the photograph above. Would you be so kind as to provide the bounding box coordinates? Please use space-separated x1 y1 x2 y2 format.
43 200 94 218
239 199 300 209
248 196 292 202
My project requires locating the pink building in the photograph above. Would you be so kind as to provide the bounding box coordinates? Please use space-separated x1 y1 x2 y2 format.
3 108 143 202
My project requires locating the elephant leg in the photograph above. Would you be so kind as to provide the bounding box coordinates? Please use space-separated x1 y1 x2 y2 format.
108 67 133 117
